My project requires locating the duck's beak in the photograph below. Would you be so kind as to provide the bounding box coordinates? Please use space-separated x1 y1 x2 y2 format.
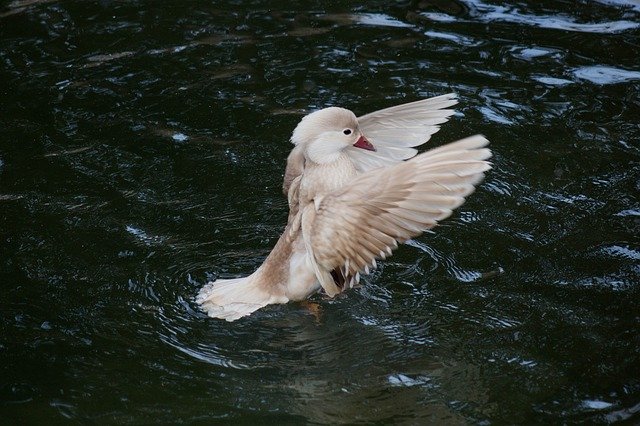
353 134 376 151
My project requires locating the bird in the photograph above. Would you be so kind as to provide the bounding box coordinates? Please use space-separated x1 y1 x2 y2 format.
197 94 492 321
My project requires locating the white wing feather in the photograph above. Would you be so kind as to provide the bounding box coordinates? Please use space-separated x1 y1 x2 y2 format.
302 135 491 296
347 93 458 172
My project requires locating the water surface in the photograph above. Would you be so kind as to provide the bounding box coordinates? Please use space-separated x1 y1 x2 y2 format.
1 0 639 423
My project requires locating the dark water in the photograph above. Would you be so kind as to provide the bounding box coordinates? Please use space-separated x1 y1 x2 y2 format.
1 0 639 423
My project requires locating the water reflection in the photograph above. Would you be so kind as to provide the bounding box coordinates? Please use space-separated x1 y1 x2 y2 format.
573 65 640 84
459 0 640 33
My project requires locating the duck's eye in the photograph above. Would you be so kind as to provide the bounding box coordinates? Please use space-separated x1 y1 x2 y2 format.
343 129 352 135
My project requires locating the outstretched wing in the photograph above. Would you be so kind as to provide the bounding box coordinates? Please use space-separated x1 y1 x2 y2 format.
301 135 491 296
347 93 458 173
283 93 457 195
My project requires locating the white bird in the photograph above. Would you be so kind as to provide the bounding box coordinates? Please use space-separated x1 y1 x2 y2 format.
197 94 491 321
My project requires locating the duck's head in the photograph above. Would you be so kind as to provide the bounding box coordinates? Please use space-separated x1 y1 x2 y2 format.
291 107 375 164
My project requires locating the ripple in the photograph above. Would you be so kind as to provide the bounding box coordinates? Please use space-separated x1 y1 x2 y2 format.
457 210 483 223
582 399 614 410
404 239 442 265
0 194 24 201
171 132 189 142
318 12 413 28
463 0 640 33
84 51 136 68
599 244 640 261
476 89 531 125
424 30 481 46
355 13 413 28
43 146 93 157
479 106 514 125
388 373 432 388
603 402 640 423
418 0 639 33
615 208 640 217
573 275 634 291
125 225 169 247
159 331 250 369
449 267 482 283
594 0 640 12
418 12 459 23
510 46 559 61
484 179 513 196
572 65 640 84
532 75 575 86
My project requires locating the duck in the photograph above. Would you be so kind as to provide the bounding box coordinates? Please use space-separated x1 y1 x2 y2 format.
196 94 491 321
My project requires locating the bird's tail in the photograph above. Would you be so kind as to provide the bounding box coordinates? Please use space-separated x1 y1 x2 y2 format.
196 274 286 322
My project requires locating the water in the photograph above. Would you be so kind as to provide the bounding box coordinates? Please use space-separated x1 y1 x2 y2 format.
1 0 639 423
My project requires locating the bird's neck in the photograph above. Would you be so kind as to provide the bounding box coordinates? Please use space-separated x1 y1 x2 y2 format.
307 152 356 178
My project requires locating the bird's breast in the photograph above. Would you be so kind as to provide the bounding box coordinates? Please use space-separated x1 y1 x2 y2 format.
300 155 358 201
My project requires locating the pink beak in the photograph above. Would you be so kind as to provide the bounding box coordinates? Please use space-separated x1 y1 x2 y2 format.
353 135 376 151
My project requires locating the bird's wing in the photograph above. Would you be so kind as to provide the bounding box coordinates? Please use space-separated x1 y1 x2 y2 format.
286 175 303 232
346 93 458 173
302 135 491 296
283 144 305 196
